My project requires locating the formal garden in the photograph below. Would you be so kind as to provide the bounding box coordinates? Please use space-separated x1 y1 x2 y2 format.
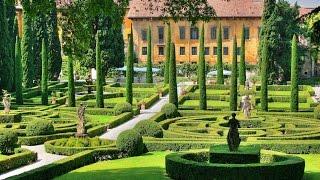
0 0 320 180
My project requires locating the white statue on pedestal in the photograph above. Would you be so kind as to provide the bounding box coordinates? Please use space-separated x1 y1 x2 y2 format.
2 90 11 114
242 95 251 119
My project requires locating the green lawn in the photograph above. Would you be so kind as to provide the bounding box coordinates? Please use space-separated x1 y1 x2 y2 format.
0 154 8 161
56 152 320 180
183 100 229 108
86 97 138 105
194 89 229 95
86 115 115 123
256 102 310 109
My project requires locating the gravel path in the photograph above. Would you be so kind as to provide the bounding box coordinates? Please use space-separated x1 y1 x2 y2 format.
0 145 65 180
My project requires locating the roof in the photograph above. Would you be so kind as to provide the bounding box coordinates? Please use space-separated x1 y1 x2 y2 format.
127 0 314 19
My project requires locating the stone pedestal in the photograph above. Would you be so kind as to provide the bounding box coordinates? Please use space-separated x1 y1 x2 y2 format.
209 145 260 164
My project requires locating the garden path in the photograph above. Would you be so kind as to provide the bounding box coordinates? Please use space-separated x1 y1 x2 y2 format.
0 145 65 180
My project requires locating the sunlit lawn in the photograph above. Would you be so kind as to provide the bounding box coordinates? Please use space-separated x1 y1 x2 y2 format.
86 115 115 124
183 100 229 108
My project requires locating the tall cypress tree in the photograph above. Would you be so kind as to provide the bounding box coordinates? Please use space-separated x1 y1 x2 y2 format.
217 23 224 84
41 39 48 105
126 25 134 105
198 23 207 110
6 0 15 90
96 32 104 108
164 23 171 84
261 37 269 112
15 36 23 105
47 0 62 80
230 36 238 111
169 42 178 107
21 13 35 88
146 25 153 83
290 35 298 112
12 16 19 91
239 25 246 85
0 0 13 91
67 56 75 107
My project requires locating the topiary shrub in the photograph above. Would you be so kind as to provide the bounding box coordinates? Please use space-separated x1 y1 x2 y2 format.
25 120 54 136
161 103 178 118
0 131 18 155
135 120 163 138
314 105 320 119
113 102 132 116
116 129 144 156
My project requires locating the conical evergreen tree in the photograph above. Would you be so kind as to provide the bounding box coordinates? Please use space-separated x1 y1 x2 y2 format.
146 25 153 83
230 36 238 111
6 0 15 91
261 37 269 112
21 13 35 88
239 25 246 85
169 42 178 107
217 23 224 84
41 39 48 105
198 23 207 110
126 25 134 104
47 0 62 80
67 56 75 107
164 23 171 84
290 35 298 112
15 36 23 105
96 31 104 108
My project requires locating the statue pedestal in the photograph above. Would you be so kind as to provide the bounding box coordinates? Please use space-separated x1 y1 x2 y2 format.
75 133 88 138
209 145 260 164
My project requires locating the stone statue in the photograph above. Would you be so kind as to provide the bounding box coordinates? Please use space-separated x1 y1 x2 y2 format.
85 74 93 94
242 95 252 119
2 90 11 114
76 103 87 137
227 113 241 151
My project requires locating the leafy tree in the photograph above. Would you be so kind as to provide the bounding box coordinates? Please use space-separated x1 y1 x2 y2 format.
198 23 206 110
95 32 104 108
146 25 153 83
216 23 224 84
230 36 238 111
41 39 48 105
239 25 246 85
67 56 75 107
164 23 171 84
261 37 269 112
126 26 134 105
290 35 298 112
15 36 23 105
169 43 178 107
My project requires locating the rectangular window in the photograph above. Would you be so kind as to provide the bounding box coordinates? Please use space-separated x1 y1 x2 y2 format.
244 27 250 40
237 47 241 56
211 26 217 40
205 47 210 55
190 27 199 40
141 29 147 41
142 47 147 55
180 47 185 55
159 47 164 55
192 47 197 55
223 27 229 40
179 26 185 39
213 47 218 55
158 26 164 43
223 47 229 55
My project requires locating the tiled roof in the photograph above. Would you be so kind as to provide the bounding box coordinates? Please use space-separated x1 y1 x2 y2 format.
127 0 314 19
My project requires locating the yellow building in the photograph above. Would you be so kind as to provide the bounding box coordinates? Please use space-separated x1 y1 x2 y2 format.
125 0 311 65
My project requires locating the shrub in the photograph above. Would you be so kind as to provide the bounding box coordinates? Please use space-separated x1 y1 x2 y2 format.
113 102 132 116
0 131 18 155
25 120 54 136
116 129 144 156
161 103 178 118
135 120 163 138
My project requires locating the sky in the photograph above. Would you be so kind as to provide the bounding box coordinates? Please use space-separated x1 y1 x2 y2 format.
287 0 320 7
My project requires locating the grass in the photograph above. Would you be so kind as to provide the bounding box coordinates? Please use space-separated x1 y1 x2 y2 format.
0 154 8 161
256 102 311 110
194 89 229 95
86 115 115 124
86 97 138 105
56 152 320 180
183 100 229 108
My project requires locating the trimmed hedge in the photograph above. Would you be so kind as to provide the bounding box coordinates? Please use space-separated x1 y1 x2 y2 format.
116 129 144 157
0 148 37 174
18 132 75 146
108 112 134 128
165 151 305 180
0 113 22 123
25 120 54 136
113 102 132 116
135 120 163 138
10 148 122 180
161 103 178 118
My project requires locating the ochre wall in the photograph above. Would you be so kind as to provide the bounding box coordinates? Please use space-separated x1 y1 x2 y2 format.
126 17 261 65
